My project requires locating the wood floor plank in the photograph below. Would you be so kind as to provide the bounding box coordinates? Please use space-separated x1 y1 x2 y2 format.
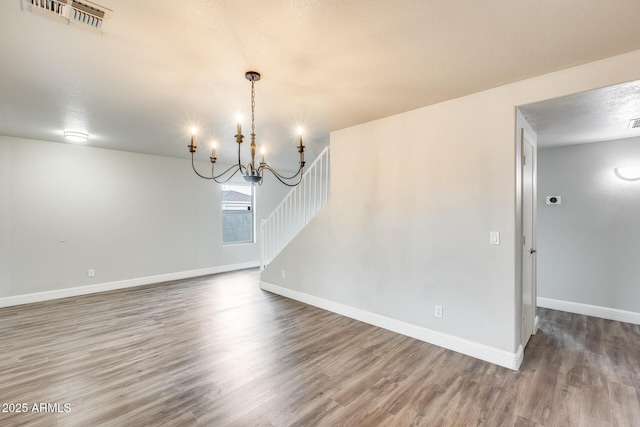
1 270 639 426
549 380 582 427
517 364 557 425
608 381 640 427
486 371 530 426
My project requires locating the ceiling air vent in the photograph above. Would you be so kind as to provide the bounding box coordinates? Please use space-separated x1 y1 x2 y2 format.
71 0 105 29
28 0 68 17
22 0 110 32
628 118 640 129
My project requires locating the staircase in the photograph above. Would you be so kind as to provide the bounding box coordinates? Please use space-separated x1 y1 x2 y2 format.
260 146 330 270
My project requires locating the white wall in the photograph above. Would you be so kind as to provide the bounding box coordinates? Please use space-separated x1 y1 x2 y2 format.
537 137 640 313
0 135 288 300
261 48 640 366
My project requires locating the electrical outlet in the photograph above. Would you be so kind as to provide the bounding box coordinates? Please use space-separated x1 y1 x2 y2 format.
281 270 286 278
435 305 443 318
88 269 95 277
546 195 562 205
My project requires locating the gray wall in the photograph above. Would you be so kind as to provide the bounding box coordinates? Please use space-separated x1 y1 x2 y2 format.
0 135 288 298
263 92 519 352
537 137 640 312
262 49 640 354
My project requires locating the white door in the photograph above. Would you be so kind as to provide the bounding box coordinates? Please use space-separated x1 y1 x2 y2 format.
521 128 537 347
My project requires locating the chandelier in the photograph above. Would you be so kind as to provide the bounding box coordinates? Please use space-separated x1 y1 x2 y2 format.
188 71 306 186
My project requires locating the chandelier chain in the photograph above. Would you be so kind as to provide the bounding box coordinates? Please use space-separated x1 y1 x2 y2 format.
251 80 256 135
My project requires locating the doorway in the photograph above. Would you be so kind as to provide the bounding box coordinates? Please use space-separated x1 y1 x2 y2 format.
518 79 640 332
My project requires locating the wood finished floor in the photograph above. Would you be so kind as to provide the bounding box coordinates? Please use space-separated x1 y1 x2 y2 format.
1 269 639 426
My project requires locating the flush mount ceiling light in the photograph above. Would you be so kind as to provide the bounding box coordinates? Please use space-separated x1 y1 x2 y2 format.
63 130 89 142
188 71 306 186
615 166 640 181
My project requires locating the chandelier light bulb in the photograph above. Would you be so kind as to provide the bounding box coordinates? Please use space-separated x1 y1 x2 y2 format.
236 115 242 136
210 140 217 160
189 128 197 151
297 127 303 148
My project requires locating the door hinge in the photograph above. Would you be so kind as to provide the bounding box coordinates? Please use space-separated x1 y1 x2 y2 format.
523 155 526 166
523 235 526 246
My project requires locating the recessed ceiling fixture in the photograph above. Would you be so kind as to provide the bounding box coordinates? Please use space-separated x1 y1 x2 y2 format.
188 71 306 186
63 130 89 142
615 166 640 181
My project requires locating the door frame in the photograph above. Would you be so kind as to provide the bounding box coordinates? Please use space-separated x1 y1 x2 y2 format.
520 127 538 348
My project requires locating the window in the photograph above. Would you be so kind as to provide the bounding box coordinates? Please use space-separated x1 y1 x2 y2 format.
221 184 254 244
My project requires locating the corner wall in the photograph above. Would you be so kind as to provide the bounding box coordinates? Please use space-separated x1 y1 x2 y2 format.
0 136 288 303
261 49 640 368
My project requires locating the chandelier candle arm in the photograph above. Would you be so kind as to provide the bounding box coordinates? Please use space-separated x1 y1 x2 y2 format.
262 164 304 187
210 142 217 171
188 132 240 182
297 133 305 168
187 70 306 186
236 133 243 169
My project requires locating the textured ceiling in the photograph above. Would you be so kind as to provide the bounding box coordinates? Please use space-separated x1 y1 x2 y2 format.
2 0 640 167
519 80 640 148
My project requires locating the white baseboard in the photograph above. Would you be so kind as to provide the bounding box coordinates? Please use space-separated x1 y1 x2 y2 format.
0 261 259 308
260 281 524 371
538 297 640 325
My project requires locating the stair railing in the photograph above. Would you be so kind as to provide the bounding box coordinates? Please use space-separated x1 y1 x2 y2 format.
260 146 330 270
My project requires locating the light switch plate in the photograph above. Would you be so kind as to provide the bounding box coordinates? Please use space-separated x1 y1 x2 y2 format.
490 231 500 245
